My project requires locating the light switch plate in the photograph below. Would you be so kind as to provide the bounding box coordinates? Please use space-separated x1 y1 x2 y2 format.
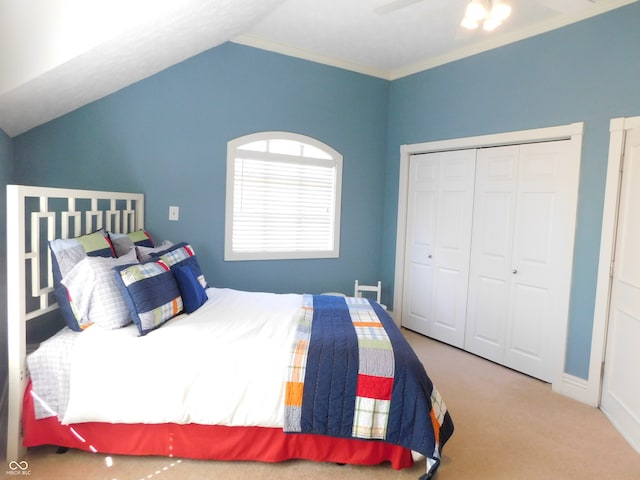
169 206 179 221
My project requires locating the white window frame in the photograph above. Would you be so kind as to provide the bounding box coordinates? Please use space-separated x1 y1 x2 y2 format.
225 131 343 261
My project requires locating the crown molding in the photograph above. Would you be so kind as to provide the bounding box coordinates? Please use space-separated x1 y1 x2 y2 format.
232 35 391 80
389 0 639 79
236 0 637 82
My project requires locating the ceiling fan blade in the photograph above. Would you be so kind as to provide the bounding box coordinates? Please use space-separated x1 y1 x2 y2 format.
374 0 425 16
537 0 597 14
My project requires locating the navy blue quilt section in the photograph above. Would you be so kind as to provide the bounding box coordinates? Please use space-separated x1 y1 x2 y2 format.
298 295 454 475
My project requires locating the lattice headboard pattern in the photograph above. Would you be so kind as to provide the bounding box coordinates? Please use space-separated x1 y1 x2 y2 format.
5 185 145 461
9 186 143 320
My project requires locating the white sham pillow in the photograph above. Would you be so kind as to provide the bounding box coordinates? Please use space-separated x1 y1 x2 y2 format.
61 249 139 329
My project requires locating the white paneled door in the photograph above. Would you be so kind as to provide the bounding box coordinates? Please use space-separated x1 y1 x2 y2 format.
464 145 519 364
401 153 438 336
465 140 576 382
402 150 476 347
506 140 576 382
600 126 640 452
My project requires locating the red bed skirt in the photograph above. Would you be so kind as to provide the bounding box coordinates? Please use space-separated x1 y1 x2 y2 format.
22 383 413 469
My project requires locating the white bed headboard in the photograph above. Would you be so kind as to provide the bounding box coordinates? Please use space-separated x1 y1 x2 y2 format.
5 185 145 461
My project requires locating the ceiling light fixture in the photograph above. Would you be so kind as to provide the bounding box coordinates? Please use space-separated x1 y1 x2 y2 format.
461 0 512 31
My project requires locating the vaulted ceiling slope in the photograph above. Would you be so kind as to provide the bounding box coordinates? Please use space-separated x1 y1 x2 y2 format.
0 0 636 137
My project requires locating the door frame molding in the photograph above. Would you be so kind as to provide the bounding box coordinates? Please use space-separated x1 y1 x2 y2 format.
590 116 640 406
393 122 584 394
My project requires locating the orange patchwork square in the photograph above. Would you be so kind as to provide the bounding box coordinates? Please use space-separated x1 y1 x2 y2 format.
285 381 304 407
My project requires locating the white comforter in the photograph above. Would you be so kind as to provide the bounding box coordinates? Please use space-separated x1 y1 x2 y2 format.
62 288 302 427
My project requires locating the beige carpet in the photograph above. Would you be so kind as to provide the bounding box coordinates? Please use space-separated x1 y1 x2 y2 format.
21 329 640 480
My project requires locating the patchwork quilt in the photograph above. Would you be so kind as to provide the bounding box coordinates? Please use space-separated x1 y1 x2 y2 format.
284 294 454 479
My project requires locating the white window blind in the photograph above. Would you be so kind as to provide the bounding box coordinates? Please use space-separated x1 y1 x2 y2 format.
225 133 342 261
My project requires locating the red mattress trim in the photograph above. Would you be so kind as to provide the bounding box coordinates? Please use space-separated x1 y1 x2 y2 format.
22 383 413 470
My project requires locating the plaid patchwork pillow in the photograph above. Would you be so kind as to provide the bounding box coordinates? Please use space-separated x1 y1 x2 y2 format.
116 261 183 336
152 242 207 289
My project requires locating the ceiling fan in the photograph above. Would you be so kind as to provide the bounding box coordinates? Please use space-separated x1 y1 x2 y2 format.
376 0 513 30
374 0 425 16
538 0 598 13
375 0 598 17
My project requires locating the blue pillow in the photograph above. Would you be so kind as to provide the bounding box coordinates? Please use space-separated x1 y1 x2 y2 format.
116 261 183 336
173 264 208 314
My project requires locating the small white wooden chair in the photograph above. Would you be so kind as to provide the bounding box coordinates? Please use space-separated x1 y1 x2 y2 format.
354 280 382 304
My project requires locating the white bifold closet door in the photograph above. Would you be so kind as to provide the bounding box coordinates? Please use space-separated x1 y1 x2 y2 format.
401 149 476 347
464 140 575 382
600 126 640 452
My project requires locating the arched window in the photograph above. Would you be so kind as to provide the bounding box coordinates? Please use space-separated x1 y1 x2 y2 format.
225 132 342 261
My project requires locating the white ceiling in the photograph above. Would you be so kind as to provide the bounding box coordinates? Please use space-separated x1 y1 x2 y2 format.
0 0 635 137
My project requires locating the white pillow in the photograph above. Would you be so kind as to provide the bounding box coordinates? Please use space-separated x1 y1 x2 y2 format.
61 249 139 329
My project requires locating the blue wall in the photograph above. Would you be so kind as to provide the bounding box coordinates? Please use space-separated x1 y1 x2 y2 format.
13 43 390 297
9 2 640 381
382 2 640 379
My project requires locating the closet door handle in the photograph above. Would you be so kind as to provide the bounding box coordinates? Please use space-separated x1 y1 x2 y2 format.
428 254 433 259
512 269 518 274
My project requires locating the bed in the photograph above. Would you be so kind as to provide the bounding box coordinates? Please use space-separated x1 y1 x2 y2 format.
6 185 454 480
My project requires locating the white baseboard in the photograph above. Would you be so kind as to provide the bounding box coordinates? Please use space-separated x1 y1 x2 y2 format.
554 373 598 407
601 406 640 454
